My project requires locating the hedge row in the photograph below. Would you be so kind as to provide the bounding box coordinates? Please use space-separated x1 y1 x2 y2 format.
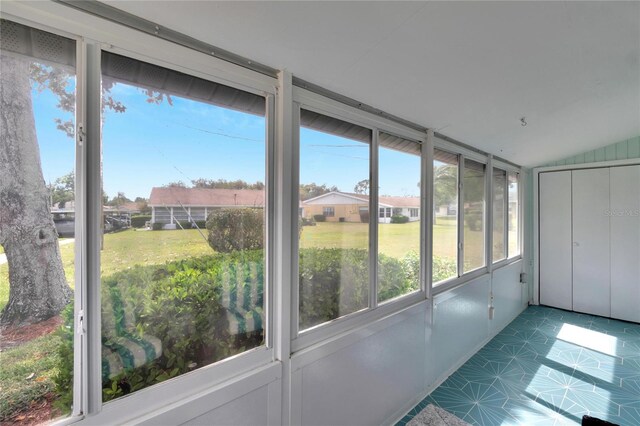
55 249 454 406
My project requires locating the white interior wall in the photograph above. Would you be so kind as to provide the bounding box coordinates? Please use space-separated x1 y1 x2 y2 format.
291 261 525 426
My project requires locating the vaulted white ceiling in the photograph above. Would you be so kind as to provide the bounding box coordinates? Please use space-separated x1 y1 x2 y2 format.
103 1 640 167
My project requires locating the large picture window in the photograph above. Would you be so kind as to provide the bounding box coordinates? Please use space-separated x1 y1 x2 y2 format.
508 171 520 257
298 109 371 330
433 149 459 283
493 167 507 262
0 20 76 423
100 52 266 401
377 132 421 303
463 159 486 273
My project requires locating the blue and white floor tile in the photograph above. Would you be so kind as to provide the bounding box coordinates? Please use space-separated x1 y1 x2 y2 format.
397 306 640 426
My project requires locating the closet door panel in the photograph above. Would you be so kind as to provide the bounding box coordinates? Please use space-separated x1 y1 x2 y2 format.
539 171 573 310
572 168 611 317
610 165 640 323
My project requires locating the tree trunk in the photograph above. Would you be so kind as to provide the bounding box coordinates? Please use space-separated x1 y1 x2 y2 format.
0 53 72 326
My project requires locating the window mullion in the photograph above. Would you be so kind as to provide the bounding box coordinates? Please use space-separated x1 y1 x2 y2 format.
423 130 434 298
504 171 510 258
457 156 465 277
289 101 300 340
84 41 103 415
73 38 88 419
487 157 494 271
370 130 379 309
265 93 276 350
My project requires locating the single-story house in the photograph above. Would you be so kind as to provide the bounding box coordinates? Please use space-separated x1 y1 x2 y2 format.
302 191 420 223
148 187 265 227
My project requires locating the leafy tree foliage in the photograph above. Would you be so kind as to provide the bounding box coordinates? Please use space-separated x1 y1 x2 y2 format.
49 171 74 208
434 164 457 208
163 181 188 188
206 208 263 253
106 192 132 207
191 178 264 190
299 183 338 200
353 179 369 194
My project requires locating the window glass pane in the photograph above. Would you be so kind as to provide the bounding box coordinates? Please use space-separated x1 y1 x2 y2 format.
463 159 486 272
0 20 75 422
378 132 421 303
299 109 371 330
508 172 520 257
100 52 266 401
433 149 459 283
493 168 507 262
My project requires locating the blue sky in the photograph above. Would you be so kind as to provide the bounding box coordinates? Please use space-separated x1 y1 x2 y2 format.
34 79 420 200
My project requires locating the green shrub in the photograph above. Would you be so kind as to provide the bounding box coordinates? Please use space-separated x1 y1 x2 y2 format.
390 215 409 224
54 247 416 404
52 303 74 414
177 220 207 229
131 215 152 228
206 208 263 253
313 214 326 222
433 255 457 283
152 222 164 230
55 251 266 404
299 248 369 328
300 217 316 226
378 252 419 303
298 248 419 328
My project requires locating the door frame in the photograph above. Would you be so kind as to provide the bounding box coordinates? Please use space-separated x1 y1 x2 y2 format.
532 158 640 306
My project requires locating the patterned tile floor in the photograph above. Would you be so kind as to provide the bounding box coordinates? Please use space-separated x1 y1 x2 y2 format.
398 306 640 426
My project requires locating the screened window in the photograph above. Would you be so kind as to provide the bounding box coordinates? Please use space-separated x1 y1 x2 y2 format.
433 148 459 283
0 19 76 422
298 109 371 330
378 131 421 303
463 159 486 273
493 168 507 262
323 206 335 217
508 172 520 257
100 51 266 401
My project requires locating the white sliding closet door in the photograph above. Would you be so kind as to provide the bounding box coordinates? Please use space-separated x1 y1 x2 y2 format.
539 171 573 310
610 165 640 323
572 168 610 317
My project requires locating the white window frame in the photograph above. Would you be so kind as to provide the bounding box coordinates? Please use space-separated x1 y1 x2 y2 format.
93 46 277 417
492 166 509 264
0 5 277 423
493 159 522 267
506 170 522 260
432 139 522 295
291 88 428 351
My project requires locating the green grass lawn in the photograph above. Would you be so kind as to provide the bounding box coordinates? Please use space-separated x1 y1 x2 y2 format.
0 334 62 421
300 221 424 258
0 229 213 311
